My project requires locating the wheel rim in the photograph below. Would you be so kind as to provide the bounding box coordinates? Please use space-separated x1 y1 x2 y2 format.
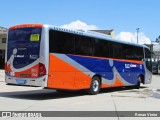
92 80 99 92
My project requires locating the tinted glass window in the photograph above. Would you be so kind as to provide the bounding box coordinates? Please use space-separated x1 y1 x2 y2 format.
122 44 143 60
49 29 144 60
49 30 75 54
94 39 109 57
112 42 123 59
134 47 144 60
7 28 42 69
123 44 134 60
75 35 93 56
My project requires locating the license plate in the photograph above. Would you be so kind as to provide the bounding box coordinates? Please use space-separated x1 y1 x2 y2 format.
16 79 26 84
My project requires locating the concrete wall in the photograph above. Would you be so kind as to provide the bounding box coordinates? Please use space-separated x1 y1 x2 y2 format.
0 37 6 50
0 32 7 69
91 30 115 38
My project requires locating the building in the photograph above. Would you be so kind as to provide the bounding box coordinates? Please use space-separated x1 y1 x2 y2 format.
154 36 160 59
91 29 115 38
145 42 160 60
153 44 160 59
0 26 7 69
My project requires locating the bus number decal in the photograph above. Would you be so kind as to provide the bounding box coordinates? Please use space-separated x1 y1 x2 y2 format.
30 34 40 41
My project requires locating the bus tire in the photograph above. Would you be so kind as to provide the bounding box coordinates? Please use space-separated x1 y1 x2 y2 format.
135 76 141 89
88 76 101 95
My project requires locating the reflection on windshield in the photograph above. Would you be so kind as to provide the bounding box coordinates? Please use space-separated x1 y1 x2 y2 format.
7 28 42 69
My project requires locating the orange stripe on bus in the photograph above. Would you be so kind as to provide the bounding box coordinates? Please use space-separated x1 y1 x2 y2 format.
101 75 124 89
112 59 143 64
112 75 124 87
101 84 110 88
69 54 143 64
9 24 43 30
48 54 91 90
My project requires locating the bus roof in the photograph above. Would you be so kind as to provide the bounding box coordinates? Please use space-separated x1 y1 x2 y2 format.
44 24 148 49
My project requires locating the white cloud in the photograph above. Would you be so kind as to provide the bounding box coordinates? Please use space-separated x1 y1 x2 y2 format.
116 32 151 44
60 20 98 30
60 21 151 45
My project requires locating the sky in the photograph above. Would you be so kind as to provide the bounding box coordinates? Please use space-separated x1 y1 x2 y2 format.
1 0 160 44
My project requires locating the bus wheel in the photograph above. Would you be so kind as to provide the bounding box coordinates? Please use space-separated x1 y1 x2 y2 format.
88 76 101 95
135 76 141 89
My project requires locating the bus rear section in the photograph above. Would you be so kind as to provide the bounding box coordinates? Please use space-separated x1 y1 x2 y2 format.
5 24 48 87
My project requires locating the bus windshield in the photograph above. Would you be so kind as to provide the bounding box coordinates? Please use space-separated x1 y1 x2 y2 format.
7 28 42 69
145 48 152 72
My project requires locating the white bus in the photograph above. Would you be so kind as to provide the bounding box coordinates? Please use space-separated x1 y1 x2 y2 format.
5 24 153 94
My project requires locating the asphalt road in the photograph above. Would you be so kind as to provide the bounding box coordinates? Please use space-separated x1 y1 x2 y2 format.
0 70 160 120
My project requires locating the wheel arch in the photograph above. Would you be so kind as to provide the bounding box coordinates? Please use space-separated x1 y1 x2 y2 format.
91 74 102 86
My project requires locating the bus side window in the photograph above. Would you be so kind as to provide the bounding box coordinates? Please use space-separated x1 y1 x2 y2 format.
94 39 109 58
49 30 75 54
134 47 144 60
75 35 93 56
123 44 134 60
112 43 122 59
